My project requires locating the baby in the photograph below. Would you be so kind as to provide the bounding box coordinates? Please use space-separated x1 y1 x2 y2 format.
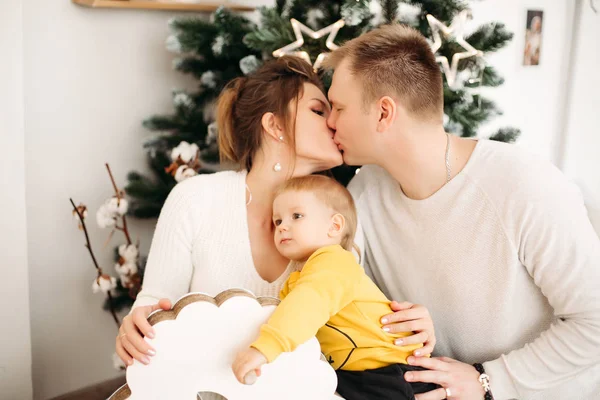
232 175 438 400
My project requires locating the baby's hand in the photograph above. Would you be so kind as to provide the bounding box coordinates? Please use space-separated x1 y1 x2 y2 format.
232 347 267 385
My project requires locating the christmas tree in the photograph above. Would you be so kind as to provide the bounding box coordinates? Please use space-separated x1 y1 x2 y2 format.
125 0 519 218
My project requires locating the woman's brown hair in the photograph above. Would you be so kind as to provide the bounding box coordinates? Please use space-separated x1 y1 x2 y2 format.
216 56 325 171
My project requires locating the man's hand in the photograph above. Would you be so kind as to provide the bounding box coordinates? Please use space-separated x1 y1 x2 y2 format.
232 347 267 385
380 301 436 357
404 356 485 400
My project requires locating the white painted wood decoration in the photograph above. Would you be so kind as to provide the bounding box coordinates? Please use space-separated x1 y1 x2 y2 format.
108 289 339 400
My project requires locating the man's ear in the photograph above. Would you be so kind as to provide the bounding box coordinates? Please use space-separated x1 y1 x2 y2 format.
328 214 346 238
376 96 397 133
261 112 285 142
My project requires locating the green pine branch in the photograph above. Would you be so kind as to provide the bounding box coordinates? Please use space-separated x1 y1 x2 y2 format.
466 22 513 53
170 18 220 55
381 0 399 23
489 127 521 143
244 7 296 52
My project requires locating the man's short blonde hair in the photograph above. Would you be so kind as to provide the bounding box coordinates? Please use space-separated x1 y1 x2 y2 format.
324 23 443 121
275 175 357 252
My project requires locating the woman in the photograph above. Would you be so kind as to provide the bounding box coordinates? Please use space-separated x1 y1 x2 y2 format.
115 56 436 371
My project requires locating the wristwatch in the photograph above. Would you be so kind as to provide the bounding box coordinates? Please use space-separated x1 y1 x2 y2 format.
473 363 494 400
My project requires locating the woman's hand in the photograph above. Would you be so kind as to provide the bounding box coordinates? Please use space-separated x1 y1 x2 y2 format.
380 301 436 357
115 298 172 366
232 348 267 384
405 356 485 400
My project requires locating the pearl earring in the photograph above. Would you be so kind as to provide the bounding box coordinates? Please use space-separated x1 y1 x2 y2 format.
273 135 284 172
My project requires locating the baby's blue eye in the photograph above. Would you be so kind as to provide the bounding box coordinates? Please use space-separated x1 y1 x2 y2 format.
274 219 282 226
293 213 303 220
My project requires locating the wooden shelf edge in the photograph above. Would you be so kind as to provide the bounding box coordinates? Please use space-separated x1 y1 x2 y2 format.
72 0 255 12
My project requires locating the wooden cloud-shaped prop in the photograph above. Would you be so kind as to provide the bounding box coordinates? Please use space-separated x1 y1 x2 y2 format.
108 289 339 400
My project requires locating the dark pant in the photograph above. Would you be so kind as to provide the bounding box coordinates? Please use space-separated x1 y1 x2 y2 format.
336 364 441 400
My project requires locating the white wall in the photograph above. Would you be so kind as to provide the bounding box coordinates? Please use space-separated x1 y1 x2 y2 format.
469 0 574 161
560 2 600 232
21 1 199 398
0 0 33 399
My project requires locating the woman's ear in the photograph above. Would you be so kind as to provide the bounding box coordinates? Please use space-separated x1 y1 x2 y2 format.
261 112 285 142
376 96 397 133
328 214 346 238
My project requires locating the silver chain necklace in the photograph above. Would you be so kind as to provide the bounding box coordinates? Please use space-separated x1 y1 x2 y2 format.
445 132 452 183
245 183 252 206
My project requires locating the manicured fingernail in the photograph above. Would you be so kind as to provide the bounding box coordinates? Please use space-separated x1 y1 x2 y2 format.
142 356 151 365
382 326 390 332
381 318 388 324
128 359 133 366
405 372 413 381
395 339 403 345
414 351 421 356
147 349 156 356
147 331 155 339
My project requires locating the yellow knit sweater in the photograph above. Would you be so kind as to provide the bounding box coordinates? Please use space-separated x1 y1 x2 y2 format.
251 245 421 371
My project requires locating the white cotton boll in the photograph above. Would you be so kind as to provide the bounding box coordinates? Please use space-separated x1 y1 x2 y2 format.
96 205 117 229
112 352 126 371
174 165 198 182
92 275 117 294
72 205 88 228
200 71 217 89
166 35 182 53
115 261 138 277
174 92 193 108
105 197 129 216
171 141 200 163
212 35 225 56
118 244 139 263
239 55 260 76
120 274 135 289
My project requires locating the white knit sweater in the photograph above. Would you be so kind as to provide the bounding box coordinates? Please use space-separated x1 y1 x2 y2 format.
349 140 600 400
133 169 291 308
133 170 346 400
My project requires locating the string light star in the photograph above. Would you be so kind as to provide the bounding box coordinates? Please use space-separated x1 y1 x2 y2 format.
273 18 345 71
427 10 483 89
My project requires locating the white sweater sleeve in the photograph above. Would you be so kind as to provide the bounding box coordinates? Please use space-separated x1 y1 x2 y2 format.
132 181 196 309
483 177 600 399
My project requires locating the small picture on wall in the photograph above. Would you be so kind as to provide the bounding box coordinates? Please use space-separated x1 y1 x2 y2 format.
523 10 543 66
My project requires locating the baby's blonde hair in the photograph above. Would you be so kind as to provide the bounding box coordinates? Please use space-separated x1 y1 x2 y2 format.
275 175 357 252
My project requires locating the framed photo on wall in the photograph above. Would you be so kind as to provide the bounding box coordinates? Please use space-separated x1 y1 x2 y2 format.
523 10 544 66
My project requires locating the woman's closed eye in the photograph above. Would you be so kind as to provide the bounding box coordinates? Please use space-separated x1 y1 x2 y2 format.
312 109 325 117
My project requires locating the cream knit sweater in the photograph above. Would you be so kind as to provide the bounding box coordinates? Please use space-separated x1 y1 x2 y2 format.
349 140 600 400
132 169 291 309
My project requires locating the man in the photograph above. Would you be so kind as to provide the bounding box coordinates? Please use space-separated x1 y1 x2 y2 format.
324 24 600 400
